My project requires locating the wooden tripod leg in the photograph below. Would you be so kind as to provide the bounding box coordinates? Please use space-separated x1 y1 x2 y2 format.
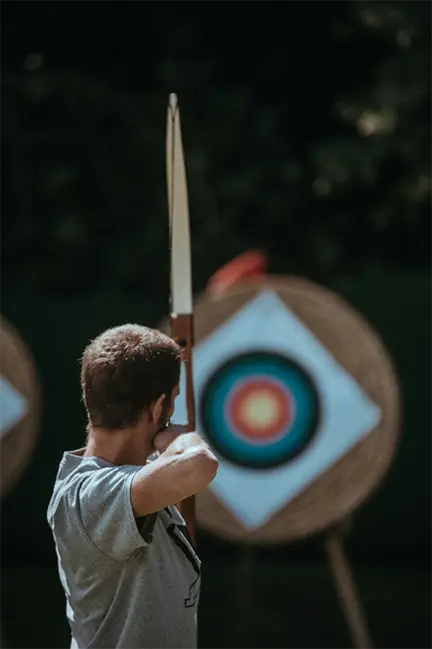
325 527 373 649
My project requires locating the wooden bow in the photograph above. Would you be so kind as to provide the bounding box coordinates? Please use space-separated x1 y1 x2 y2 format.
165 93 196 546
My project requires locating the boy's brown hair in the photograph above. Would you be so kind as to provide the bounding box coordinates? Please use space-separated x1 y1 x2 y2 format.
81 324 181 430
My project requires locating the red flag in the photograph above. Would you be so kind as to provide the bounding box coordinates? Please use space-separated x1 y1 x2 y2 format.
206 250 267 296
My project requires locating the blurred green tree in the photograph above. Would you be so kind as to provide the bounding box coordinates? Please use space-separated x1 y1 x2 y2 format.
309 1 431 275
1 1 430 297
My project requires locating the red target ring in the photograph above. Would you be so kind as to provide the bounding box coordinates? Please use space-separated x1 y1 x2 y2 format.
225 377 295 443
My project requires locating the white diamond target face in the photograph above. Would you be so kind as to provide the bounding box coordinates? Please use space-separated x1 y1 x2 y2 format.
0 375 28 440
174 290 382 530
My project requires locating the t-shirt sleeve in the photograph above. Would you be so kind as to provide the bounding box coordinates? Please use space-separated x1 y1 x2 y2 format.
77 465 152 561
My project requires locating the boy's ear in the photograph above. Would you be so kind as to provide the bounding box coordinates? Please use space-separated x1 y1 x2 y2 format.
150 393 166 424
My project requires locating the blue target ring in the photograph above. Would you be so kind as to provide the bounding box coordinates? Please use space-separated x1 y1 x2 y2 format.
200 351 320 469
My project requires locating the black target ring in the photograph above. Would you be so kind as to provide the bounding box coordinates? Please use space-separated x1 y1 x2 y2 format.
200 350 320 470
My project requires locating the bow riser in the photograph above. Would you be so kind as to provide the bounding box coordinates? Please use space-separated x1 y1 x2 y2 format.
170 313 196 433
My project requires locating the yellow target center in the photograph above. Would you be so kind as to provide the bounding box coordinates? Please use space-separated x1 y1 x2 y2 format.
239 389 280 432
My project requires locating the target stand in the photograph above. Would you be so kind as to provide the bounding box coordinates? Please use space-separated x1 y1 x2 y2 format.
162 275 400 648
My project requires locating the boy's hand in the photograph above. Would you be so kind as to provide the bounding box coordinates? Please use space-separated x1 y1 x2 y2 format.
153 424 187 454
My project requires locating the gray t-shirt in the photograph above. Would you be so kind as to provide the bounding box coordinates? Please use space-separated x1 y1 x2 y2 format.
47 450 201 649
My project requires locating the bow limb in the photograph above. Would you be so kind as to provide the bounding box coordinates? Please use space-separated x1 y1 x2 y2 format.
166 93 196 546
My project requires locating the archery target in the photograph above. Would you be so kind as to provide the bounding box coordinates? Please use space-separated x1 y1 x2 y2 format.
200 352 320 469
1 317 40 497
173 287 382 530
164 277 400 544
